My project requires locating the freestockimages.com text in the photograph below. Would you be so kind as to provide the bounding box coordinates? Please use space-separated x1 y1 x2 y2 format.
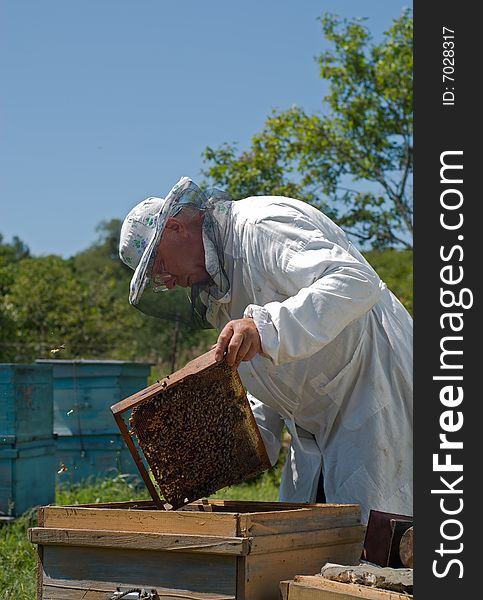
432 150 471 579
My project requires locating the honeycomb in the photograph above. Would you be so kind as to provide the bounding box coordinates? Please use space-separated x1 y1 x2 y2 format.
129 360 270 509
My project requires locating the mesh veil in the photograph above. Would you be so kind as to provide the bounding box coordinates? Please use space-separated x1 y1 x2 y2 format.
130 177 233 330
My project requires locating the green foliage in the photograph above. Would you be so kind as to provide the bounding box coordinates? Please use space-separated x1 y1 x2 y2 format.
203 10 413 249
364 249 413 314
56 473 152 505
0 222 217 368
4 255 100 361
0 235 31 361
210 475 279 502
0 234 30 264
0 510 38 600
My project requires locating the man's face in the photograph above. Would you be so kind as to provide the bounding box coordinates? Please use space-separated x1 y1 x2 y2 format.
152 212 210 290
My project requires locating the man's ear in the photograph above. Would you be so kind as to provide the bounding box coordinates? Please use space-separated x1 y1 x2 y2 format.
164 217 184 234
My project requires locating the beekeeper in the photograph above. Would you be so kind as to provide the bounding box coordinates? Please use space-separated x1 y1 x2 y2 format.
119 176 413 523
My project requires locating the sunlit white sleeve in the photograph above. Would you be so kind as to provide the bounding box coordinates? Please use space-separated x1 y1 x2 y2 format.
246 391 284 467
242 213 384 365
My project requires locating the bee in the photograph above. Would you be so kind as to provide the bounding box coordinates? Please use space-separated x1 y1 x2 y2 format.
50 344 66 354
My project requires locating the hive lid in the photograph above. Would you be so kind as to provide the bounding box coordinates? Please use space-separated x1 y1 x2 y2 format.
111 349 271 510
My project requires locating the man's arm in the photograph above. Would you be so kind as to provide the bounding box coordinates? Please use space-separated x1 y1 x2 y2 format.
216 211 383 366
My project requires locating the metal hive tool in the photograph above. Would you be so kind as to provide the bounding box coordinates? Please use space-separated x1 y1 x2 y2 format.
111 349 271 510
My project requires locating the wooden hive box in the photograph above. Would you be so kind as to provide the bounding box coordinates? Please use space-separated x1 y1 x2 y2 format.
29 499 366 600
0 363 56 516
280 575 413 600
0 363 54 444
35 359 152 484
1 439 56 517
35 360 152 437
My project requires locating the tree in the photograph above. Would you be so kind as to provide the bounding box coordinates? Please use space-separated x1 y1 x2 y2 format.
0 235 31 361
0 234 30 263
364 249 413 315
2 256 87 361
203 10 413 249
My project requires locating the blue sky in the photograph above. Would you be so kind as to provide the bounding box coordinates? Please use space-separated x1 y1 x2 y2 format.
1 1 411 258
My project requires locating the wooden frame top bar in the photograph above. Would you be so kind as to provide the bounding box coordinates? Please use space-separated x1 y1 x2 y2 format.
111 349 219 416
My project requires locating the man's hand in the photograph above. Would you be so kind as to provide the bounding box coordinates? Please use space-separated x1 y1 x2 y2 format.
214 317 262 367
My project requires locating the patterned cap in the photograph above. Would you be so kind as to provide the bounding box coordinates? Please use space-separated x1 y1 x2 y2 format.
119 197 165 270
120 177 208 308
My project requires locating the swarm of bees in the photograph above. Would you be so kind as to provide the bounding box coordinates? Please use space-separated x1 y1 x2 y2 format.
129 361 270 509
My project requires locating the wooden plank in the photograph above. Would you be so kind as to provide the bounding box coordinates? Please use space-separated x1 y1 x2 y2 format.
39 505 362 540
69 499 234 510
37 546 44 600
68 499 356 514
204 500 335 512
110 349 219 415
68 499 157 509
289 577 412 600
211 499 359 514
30 527 249 555
287 581 354 600
236 556 247 600
37 508 45 600
280 580 291 600
249 525 365 555
113 409 165 509
42 582 235 599
41 545 237 597
243 543 364 600
41 506 239 536
43 585 103 600
239 505 361 537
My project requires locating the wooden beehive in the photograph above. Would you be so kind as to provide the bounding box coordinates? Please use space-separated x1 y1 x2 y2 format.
111 349 271 509
280 575 413 600
36 360 152 437
0 363 56 516
0 363 54 443
36 359 152 483
29 499 366 600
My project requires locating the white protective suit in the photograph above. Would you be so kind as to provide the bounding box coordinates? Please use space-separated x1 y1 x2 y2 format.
202 195 413 523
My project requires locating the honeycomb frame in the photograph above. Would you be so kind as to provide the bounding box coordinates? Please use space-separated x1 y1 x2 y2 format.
111 349 271 510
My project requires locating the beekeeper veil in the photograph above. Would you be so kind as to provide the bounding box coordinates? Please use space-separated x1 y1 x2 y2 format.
119 176 233 329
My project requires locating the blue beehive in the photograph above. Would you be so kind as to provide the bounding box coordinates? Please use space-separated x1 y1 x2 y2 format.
36 360 152 483
0 364 56 516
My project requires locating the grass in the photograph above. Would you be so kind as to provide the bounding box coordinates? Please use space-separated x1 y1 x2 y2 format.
0 510 39 600
0 459 284 600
